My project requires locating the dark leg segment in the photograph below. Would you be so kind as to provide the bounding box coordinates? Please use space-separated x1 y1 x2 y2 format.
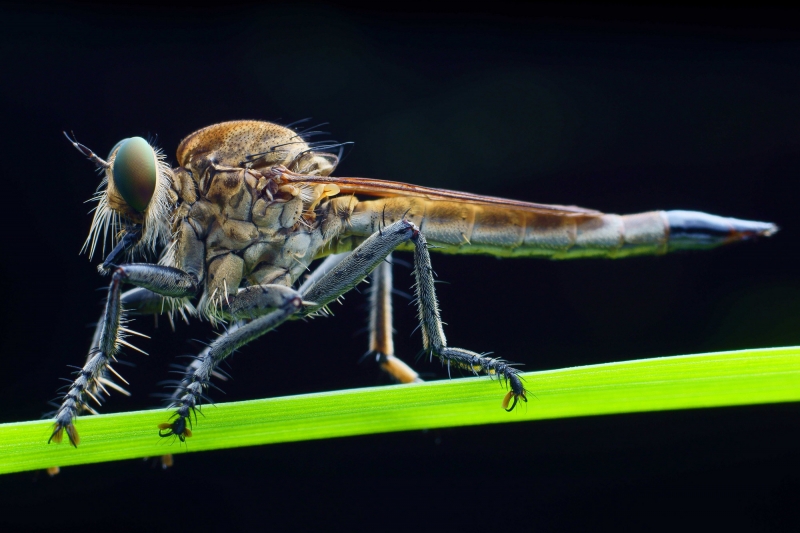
158 219 524 442
300 221 417 313
410 232 527 410
160 221 419 440
159 286 303 440
82 287 192 398
50 264 198 446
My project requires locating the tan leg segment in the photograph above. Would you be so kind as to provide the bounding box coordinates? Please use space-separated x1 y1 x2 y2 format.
369 256 421 383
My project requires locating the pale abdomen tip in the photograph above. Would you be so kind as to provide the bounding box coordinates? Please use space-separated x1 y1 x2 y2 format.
666 210 778 251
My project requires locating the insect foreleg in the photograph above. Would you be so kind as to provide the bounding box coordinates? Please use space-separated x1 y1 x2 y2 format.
158 286 303 441
410 231 527 410
50 264 199 447
81 287 187 395
368 257 421 384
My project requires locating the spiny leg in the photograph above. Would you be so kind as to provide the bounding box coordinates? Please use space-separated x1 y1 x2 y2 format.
158 286 304 441
50 264 198 446
410 232 527 410
299 221 417 315
296 251 419 381
160 221 419 440
301 220 524 407
161 322 241 409
85 286 193 367
156 321 242 468
45 287 191 474
160 218 523 442
153 250 367 458
81 288 168 401
297 252 349 295
300 251 420 382
303 220 524 407
368 256 421 384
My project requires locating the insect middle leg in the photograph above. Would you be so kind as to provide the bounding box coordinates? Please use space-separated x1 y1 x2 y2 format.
158 285 305 441
157 224 419 440
158 219 525 440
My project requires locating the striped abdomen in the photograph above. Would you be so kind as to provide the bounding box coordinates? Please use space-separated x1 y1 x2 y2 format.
343 197 776 259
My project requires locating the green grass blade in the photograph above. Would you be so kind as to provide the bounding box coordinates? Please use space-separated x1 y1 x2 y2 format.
2 346 799 475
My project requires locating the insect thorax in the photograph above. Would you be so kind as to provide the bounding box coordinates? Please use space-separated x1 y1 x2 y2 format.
165 121 354 320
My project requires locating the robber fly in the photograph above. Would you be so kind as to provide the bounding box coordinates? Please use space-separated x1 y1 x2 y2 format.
50 120 777 447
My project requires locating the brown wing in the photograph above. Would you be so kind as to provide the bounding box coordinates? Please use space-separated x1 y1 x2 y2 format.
282 174 602 217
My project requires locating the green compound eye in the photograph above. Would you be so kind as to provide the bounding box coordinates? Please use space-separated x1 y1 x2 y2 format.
111 137 157 213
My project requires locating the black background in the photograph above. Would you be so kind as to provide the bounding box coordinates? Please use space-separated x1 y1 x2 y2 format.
1 2 799 531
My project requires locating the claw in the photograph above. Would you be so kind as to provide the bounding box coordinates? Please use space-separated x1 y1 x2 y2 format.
502 390 528 411
49 422 80 447
501 370 528 411
158 418 192 442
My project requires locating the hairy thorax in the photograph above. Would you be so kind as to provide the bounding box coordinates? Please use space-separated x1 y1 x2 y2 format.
163 121 357 319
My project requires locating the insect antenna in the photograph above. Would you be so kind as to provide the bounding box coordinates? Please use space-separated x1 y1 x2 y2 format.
63 131 110 168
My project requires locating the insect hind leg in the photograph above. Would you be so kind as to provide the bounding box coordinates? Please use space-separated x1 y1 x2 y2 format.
410 231 527 409
300 219 523 408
